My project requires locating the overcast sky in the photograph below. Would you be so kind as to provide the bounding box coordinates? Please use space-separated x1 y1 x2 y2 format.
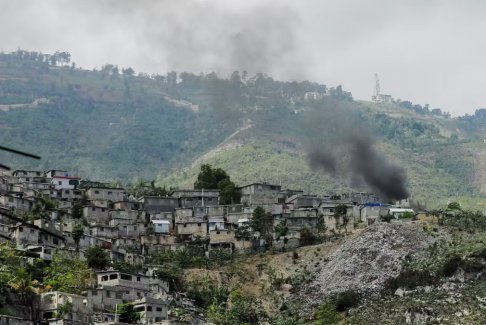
1 0 485 116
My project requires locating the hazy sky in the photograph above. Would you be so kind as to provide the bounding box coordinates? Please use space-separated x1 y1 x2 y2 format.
1 0 485 116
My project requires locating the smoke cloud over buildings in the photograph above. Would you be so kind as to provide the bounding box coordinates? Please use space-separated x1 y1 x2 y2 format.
306 101 409 202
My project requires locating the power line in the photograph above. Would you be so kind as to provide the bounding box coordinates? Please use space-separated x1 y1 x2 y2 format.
0 145 41 170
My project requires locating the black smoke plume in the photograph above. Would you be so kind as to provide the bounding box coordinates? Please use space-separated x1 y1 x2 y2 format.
346 134 409 202
306 100 409 202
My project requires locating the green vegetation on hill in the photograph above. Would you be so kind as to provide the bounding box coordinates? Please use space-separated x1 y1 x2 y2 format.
1 50 485 207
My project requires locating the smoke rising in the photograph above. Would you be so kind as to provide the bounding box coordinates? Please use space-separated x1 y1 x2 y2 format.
0 1 485 115
5 0 310 80
306 100 409 202
347 135 409 202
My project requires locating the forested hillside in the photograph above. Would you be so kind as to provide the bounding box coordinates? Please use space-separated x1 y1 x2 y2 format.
0 50 485 208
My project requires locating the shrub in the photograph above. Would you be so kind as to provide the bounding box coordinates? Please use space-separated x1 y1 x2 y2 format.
85 246 110 270
386 268 436 291
154 263 183 292
207 290 265 325
441 255 463 277
461 258 485 273
118 303 141 324
335 290 359 312
471 247 486 259
186 277 229 309
300 228 319 246
292 250 299 260
400 211 414 219
314 301 342 325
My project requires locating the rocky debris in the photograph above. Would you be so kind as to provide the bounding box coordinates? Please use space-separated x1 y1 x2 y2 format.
297 222 438 311
404 307 435 324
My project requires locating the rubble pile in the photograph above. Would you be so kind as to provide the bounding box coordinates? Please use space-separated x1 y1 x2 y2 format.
300 222 436 309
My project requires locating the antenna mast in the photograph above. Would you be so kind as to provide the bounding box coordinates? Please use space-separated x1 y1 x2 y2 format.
374 73 380 99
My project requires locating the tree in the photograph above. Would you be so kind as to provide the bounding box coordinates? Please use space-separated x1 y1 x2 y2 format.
194 164 240 204
447 202 462 211
86 246 110 270
429 209 444 224
127 179 172 198
122 67 135 76
207 289 265 325
118 303 142 324
300 227 318 246
154 263 183 292
194 164 227 189
218 178 241 205
72 224 84 251
71 203 82 219
251 207 273 246
57 301 73 318
274 220 288 240
31 195 56 220
44 253 91 294
274 219 289 250
334 204 349 233
0 243 24 294
8 268 37 305
235 222 252 239
71 197 85 219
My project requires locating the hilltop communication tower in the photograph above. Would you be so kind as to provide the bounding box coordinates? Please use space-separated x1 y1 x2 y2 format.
372 73 393 103
374 73 380 99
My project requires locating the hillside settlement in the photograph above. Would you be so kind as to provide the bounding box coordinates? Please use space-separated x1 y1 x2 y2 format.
0 168 416 324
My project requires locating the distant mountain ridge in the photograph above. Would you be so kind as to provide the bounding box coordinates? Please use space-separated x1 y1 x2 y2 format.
0 50 485 208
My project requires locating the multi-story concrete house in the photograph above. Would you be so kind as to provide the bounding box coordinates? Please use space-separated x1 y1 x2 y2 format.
21 182 51 191
285 208 319 231
9 222 65 248
85 187 126 202
133 296 169 323
112 200 143 211
12 170 44 178
140 234 178 253
174 207 194 223
208 229 253 253
171 189 220 207
58 188 85 201
176 219 208 239
152 219 170 234
93 270 169 299
0 223 11 243
139 196 179 214
109 209 144 223
317 201 355 233
39 291 92 323
82 205 110 224
0 194 34 212
226 207 253 225
208 217 226 231
285 194 328 210
46 170 81 190
89 224 118 239
115 223 145 238
74 233 112 251
239 183 282 206
113 237 141 253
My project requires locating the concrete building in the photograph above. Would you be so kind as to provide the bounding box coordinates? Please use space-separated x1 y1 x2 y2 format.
39 291 92 324
171 189 220 207
239 183 282 206
85 187 126 202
